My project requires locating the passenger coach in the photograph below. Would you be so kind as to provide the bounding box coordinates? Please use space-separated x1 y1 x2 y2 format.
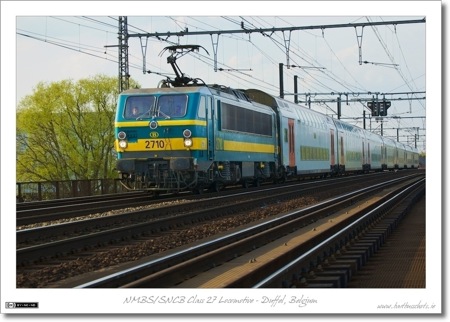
244 89 418 177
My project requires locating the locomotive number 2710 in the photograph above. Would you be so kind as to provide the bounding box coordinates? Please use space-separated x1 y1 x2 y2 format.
145 140 165 149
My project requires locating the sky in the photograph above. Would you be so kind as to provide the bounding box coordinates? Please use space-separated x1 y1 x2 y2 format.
11 4 431 152
1 0 444 319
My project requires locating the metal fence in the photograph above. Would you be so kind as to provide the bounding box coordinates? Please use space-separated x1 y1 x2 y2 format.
16 179 127 202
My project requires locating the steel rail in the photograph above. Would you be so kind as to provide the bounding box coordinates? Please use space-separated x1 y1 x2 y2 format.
16 173 383 243
74 174 422 288
16 174 371 265
252 178 425 288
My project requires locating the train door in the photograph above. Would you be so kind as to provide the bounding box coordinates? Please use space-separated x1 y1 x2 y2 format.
208 98 215 160
339 134 345 169
394 146 399 168
362 141 365 166
330 129 335 167
288 118 295 167
200 95 215 160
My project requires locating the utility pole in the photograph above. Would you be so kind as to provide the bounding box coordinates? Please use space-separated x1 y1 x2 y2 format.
337 95 341 119
294 75 299 104
279 63 284 98
363 110 366 129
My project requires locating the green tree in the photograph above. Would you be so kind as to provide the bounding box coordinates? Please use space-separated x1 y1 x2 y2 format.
16 75 138 182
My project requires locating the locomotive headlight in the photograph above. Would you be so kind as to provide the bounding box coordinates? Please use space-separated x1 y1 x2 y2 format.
184 138 193 148
118 131 127 140
118 140 128 149
183 129 192 138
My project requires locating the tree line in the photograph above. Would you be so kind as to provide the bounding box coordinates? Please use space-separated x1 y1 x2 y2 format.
16 75 139 182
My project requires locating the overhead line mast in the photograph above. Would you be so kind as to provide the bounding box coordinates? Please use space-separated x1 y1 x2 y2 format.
106 16 130 92
116 17 130 92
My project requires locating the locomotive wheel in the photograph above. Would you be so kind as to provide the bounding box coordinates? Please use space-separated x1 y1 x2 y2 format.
276 174 286 184
192 185 204 194
276 166 286 183
147 191 160 198
210 181 224 193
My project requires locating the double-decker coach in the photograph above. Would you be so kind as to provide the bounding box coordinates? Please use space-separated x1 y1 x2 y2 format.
245 89 338 178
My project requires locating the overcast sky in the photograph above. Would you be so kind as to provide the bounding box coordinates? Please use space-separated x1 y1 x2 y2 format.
7 2 436 153
1 1 443 317
15 15 426 103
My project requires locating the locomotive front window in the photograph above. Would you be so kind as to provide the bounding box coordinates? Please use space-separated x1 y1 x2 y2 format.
124 96 156 119
158 94 188 118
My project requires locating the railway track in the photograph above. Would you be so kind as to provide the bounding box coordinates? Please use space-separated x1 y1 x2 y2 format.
15 170 424 288
16 172 409 266
16 191 173 226
252 178 425 288
16 172 407 228
74 174 424 288
17 191 148 212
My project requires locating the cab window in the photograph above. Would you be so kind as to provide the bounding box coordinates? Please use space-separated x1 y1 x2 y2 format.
158 94 187 118
124 96 155 119
198 96 207 118
198 95 212 119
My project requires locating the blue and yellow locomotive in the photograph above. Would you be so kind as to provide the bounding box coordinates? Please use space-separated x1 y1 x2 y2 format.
114 45 419 195
114 84 280 194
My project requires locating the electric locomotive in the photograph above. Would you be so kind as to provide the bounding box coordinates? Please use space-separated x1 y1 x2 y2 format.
114 45 419 195
115 84 280 194
115 45 283 194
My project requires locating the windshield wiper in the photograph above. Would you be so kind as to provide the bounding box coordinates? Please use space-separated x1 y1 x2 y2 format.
158 109 171 119
136 110 151 120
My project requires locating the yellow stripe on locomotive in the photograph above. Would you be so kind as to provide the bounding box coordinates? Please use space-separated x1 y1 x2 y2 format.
222 140 276 154
115 137 207 152
114 119 207 128
115 137 275 154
